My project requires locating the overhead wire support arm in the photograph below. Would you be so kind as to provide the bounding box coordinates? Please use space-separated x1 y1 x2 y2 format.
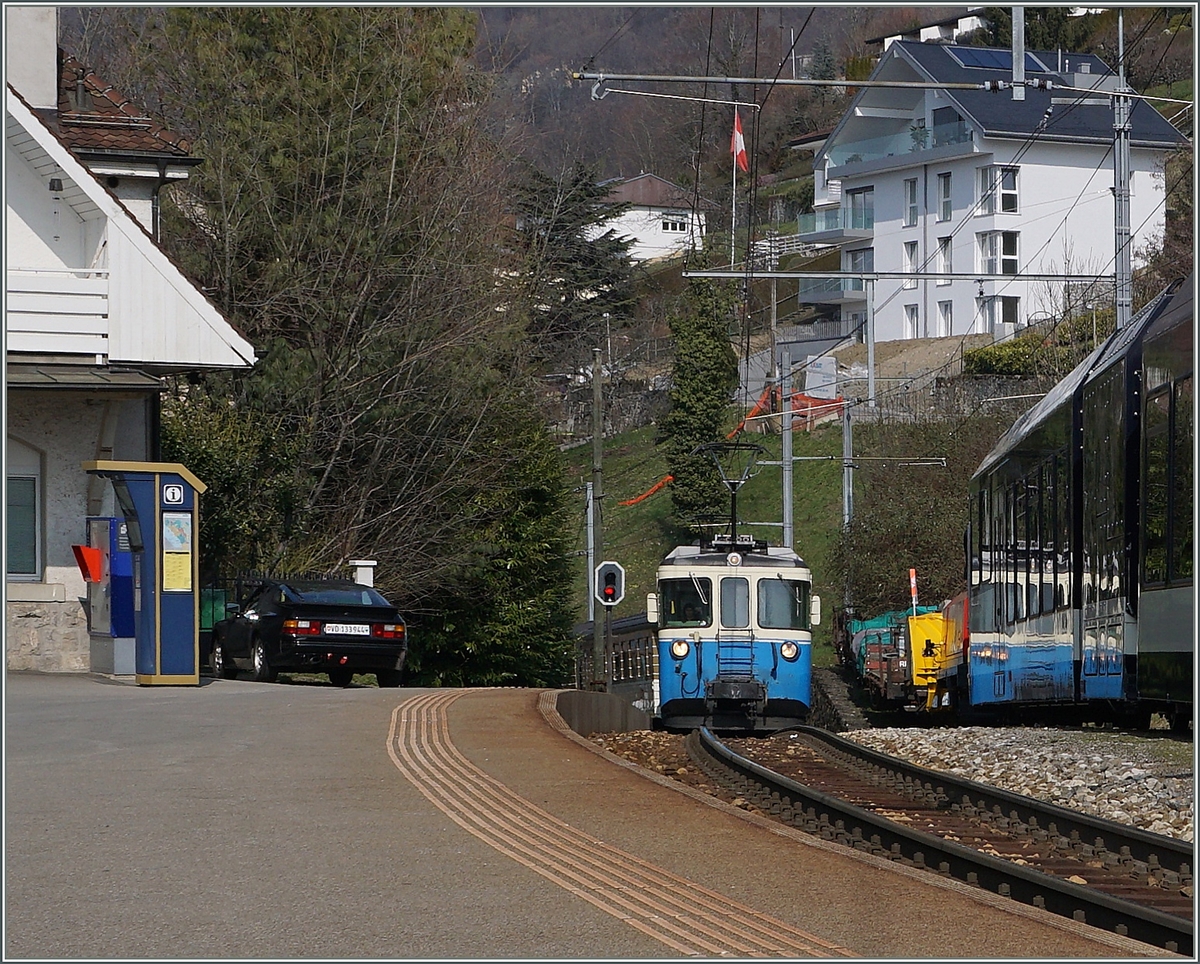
681 270 1116 284
574 70 995 92
592 83 761 110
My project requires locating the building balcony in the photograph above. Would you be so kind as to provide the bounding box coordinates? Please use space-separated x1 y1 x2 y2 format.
827 120 975 176
796 276 868 305
796 207 874 244
7 268 110 359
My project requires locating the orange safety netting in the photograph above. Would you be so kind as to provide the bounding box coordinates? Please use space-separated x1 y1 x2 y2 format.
728 388 845 437
618 392 843 508
618 474 674 506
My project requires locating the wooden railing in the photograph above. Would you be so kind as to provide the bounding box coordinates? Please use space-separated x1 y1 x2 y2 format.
7 268 110 357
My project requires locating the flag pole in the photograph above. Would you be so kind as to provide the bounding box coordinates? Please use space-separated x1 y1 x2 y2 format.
730 156 736 267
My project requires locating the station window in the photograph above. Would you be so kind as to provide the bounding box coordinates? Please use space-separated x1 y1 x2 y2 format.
6 437 42 579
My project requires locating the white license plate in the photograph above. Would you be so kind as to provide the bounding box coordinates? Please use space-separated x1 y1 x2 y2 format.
324 623 370 636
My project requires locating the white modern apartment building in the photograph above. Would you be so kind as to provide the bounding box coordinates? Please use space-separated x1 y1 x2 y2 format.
797 40 1185 343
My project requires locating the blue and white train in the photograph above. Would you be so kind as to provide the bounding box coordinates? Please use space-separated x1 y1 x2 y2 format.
646 534 821 732
963 276 1193 729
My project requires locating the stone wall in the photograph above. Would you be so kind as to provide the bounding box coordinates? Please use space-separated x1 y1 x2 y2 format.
6 389 150 672
6 597 89 672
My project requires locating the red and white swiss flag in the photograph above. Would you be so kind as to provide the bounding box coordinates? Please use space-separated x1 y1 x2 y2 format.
731 108 749 172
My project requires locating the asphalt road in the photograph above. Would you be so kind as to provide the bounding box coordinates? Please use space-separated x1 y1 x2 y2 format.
5 673 1159 960
5 674 665 960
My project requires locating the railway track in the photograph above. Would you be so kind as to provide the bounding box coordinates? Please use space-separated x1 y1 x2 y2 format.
687 725 1194 955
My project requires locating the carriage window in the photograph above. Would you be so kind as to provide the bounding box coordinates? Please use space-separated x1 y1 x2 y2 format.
759 578 811 630
1055 451 1070 608
1171 375 1193 582
1143 387 1170 585
659 578 712 627
720 577 750 628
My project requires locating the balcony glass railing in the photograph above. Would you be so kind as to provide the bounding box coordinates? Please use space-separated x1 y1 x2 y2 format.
797 206 874 236
827 120 973 170
796 277 866 298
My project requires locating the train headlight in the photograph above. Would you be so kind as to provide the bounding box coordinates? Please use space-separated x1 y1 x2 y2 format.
670 639 690 659
780 642 799 662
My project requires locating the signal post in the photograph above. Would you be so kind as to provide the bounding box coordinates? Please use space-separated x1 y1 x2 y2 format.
592 560 624 691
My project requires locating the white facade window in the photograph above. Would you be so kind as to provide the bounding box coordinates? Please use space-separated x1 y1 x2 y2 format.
6 438 42 579
847 187 874 229
937 173 952 221
978 165 1019 215
904 304 919 339
978 231 1019 274
938 300 953 337
662 218 688 233
846 247 873 292
977 295 1020 332
903 178 918 227
937 237 952 284
903 240 918 288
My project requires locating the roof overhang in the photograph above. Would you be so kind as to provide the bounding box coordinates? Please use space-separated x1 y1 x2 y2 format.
6 363 163 391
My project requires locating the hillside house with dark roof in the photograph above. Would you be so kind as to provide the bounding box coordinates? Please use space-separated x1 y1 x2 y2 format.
793 40 1186 344
6 6 254 673
591 173 710 263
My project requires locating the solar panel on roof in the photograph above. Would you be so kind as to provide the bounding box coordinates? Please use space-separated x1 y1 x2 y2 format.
949 47 1048 72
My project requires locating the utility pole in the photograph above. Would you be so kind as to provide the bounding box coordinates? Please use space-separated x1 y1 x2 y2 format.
781 348 793 549
866 279 876 407
585 481 595 623
590 348 606 691
1114 8 1133 329
842 398 854 610
769 277 779 402
842 399 854 529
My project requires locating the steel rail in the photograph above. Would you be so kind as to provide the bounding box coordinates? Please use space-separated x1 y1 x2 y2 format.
789 724 1194 876
695 727 1193 955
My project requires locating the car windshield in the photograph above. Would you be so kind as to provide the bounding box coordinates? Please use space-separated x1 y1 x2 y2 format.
282 585 392 607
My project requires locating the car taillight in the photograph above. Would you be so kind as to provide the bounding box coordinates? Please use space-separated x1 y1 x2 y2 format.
284 618 321 636
372 623 405 640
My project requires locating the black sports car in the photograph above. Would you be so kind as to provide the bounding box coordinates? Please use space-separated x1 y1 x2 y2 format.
211 577 407 687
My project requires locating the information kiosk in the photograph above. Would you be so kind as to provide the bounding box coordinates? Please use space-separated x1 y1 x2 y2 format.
81 461 207 685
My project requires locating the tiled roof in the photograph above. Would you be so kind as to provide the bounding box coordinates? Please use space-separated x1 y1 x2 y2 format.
48 49 190 157
896 41 1185 149
603 173 717 211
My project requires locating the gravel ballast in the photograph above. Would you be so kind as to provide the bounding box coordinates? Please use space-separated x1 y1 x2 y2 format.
842 726 1194 841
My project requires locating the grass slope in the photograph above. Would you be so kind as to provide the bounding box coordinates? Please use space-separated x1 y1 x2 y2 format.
560 420 846 667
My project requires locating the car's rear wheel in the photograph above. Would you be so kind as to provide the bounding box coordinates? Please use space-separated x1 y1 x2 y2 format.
251 637 277 683
328 666 354 688
376 668 402 688
211 634 237 679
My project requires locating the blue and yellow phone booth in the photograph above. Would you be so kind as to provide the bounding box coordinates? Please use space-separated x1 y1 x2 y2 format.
82 460 206 685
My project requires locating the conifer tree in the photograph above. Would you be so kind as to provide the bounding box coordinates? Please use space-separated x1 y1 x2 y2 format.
661 278 739 529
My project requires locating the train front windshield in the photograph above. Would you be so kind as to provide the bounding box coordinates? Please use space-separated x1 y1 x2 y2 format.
760 577 812 630
659 578 712 627
659 575 811 631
